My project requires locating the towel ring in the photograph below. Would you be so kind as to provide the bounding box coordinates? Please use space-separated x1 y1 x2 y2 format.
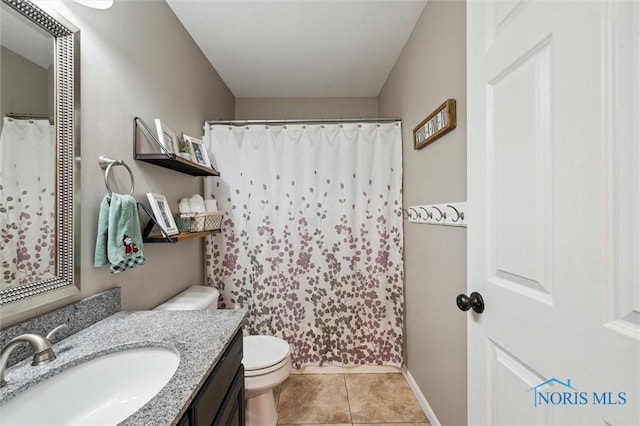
98 155 134 195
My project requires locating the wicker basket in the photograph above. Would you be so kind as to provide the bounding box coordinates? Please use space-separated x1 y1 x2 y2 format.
176 211 223 233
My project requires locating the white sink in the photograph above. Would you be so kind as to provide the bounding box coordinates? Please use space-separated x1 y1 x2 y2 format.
0 346 180 425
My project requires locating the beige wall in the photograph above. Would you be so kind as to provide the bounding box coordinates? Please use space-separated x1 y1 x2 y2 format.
378 1 467 425
236 97 378 120
7 1 234 325
72 1 234 311
0 46 51 123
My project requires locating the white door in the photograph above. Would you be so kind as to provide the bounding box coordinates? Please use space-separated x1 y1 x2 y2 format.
467 1 639 425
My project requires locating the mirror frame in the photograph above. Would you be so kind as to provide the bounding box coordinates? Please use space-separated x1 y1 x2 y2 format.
0 0 80 313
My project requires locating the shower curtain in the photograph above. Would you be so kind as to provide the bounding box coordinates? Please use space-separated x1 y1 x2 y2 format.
204 122 404 368
0 118 55 289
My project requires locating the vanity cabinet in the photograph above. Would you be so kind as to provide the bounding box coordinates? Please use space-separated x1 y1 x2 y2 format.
180 329 245 426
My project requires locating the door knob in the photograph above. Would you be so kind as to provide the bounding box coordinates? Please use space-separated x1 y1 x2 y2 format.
456 292 485 314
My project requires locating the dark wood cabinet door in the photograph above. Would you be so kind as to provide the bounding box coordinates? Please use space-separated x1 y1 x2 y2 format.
189 330 244 426
212 366 245 426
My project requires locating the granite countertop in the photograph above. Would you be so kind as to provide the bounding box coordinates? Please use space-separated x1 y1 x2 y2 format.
0 309 247 425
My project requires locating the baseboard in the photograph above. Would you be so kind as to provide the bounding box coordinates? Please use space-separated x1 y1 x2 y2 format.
291 365 401 374
402 366 441 426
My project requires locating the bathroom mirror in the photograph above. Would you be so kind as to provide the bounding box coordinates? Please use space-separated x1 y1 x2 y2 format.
0 0 80 313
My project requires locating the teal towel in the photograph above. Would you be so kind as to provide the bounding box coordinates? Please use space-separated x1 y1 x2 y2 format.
94 194 145 273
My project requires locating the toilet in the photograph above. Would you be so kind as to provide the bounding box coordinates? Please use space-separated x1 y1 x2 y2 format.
242 335 292 426
154 285 292 426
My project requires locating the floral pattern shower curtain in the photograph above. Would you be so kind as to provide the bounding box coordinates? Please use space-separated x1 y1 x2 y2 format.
0 118 55 289
204 123 404 368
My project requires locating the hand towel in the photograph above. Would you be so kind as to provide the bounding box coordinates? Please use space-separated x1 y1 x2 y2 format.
178 197 191 214
204 199 218 212
189 194 206 213
94 193 145 273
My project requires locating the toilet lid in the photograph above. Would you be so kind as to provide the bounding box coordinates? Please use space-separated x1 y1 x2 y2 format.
243 335 290 370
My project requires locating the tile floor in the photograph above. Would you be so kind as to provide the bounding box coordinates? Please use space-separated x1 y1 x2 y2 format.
274 373 430 426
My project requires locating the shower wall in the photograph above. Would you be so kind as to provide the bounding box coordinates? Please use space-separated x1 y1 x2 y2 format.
0 46 52 125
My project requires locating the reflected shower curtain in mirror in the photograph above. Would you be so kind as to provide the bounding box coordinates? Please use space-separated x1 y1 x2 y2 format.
204 122 404 367
0 118 55 289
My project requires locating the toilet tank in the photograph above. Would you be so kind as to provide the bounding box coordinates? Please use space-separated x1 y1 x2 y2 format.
154 285 220 311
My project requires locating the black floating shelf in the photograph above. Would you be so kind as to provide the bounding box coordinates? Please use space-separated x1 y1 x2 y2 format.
135 153 220 176
133 117 220 177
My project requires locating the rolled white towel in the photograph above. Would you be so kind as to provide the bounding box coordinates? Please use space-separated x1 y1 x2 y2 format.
204 199 218 212
189 194 206 213
178 198 191 214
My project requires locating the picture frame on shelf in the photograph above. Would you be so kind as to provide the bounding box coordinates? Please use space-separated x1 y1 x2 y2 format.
154 119 179 154
185 135 211 168
146 192 179 236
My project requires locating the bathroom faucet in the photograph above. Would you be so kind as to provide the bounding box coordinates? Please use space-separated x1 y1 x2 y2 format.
0 327 64 387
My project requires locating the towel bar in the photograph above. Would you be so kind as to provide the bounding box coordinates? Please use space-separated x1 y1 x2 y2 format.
98 155 134 195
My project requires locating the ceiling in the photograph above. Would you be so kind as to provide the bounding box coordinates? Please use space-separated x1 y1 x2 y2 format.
166 0 427 98
1 3 53 69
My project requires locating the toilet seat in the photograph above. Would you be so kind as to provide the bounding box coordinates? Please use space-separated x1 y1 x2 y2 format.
243 335 290 375
244 356 290 377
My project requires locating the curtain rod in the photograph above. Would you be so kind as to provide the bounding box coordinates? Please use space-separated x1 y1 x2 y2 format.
6 112 53 124
6 112 51 120
206 117 401 126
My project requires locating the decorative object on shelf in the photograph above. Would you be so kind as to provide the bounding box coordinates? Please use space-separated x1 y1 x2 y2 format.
175 216 192 233
186 136 211 168
178 197 191 214
177 211 224 233
138 203 176 243
413 98 457 150
154 119 178 154
176 194 222 233
176 136 194 161
189 194 206 213
204 198 218 212
146 193 179 236
178 194 206 214
134 117 220 176
136 195 220 243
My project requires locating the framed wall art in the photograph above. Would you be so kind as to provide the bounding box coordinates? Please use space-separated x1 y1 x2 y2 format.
413 98 457 150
